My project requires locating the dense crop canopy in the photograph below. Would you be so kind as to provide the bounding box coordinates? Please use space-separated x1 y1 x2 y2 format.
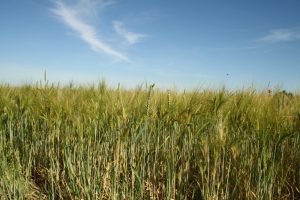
0 83 300 199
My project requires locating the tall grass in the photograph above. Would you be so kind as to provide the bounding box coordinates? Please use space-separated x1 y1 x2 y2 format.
0 83 299 199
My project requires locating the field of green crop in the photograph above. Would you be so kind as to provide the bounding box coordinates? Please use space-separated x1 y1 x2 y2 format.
0 82 299 199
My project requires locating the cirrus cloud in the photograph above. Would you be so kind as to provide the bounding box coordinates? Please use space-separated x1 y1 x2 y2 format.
51 1 129 62
258 28 300 43
113 21 147 44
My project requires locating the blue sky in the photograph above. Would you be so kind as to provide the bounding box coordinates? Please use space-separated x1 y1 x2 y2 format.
1 0 300 90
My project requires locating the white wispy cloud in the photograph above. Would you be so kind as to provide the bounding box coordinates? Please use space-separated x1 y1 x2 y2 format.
51 1 129 62
113 21 147 44
258 28 300 43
